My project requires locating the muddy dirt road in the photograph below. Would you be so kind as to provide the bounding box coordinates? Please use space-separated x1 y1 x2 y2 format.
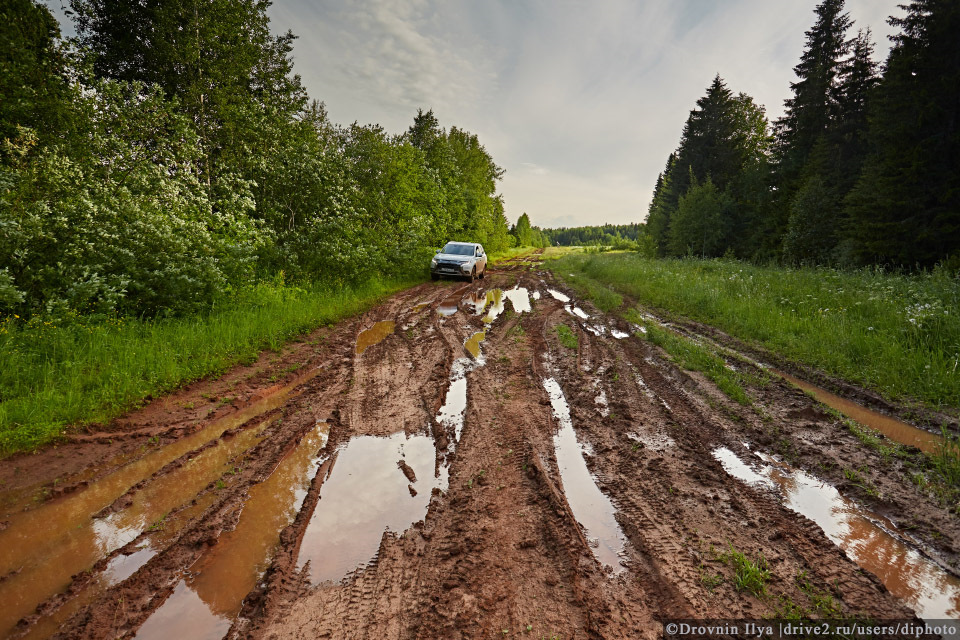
1 253 958 639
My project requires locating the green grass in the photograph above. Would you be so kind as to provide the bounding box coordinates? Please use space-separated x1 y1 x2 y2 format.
557 270 623 313
721 545 771 597
0 278 418 455
555 324 579 350
488 245 540 265
635 319 753 406
551 253 960 411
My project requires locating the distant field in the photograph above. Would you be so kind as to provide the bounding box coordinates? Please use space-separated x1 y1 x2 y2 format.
550 253 960 412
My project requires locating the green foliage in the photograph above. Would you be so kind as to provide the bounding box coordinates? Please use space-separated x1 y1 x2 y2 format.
720 545 770 597
555 324 578 350
0 1 513 455
932 428 960 488
544 223 645 247
551 252 960 409
0 5 509 321
1 81 261 318
648 76 772 259
641 323 752 406
555 272 622 313
643 0 957 267
668 175 735 258
0 0 76 152
775 0 854 193
783 175 840 265
511 212 548 248
0 278 413 455
843 0 960 267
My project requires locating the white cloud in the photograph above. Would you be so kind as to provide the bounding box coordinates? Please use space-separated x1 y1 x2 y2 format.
48 0 904 229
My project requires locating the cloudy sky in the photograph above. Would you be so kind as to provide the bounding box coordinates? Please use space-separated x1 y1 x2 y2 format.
51 0 902 229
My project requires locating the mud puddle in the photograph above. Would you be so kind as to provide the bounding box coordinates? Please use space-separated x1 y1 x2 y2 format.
547 289 570 303
296 432 447 585
565 305 590 320
436 358 477 446
776 371 942 453
0 370 314 570
356 321 396 355
21 545 156 640
542 377 626 572
134 421 332 640
465 331 486 360
472 287 532 323
437 294 461 316
0 416 273 638
713 447 960 620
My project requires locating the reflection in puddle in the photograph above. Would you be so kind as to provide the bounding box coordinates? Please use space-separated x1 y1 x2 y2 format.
0 413 274 638
134 580 231 640
532 291 542 300
776 371 942 454
712 447 960 620
564 304 590 320
356 321 396 355
134 421 331 640
437 358 474 445
297 433 447 585
478 287 532 323
547 289 570 303
611 329 629 339
542 378 626 572
465 331 486 360
437 294 460 316
22 547 157 640
503 287 532 313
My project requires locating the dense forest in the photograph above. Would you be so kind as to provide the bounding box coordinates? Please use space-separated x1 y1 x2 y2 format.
0 0 511 319
544 223 645 248
644 0 959 268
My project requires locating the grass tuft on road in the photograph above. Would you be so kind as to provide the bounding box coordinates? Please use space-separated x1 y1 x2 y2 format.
0 278 417 456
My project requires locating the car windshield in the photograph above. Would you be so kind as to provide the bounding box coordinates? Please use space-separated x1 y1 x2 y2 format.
441 244 475 256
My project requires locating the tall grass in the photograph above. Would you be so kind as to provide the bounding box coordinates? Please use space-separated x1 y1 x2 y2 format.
551 253 960 411
0 278 417 455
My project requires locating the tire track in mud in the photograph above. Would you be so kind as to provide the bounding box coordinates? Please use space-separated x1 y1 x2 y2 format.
3 260 953 638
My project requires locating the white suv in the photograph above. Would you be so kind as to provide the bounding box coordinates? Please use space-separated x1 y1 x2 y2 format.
430 242 487 282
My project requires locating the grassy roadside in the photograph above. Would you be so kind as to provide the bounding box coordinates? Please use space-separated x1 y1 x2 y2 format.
0 278 420 456
549 251 960 503
550 252 960 413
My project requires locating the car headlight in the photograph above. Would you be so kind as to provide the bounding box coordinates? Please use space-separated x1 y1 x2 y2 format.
431 258 437 267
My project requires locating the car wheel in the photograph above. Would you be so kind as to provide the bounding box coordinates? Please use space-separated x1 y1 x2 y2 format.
469 268 476 282
431 273 439 281
479 266 485 280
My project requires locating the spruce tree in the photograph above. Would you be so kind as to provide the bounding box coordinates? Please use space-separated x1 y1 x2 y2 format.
775 0 853 189
845 0 960 266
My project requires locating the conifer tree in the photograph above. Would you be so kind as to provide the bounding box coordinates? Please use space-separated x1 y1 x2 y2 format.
845 0 960 266
775 0 853 191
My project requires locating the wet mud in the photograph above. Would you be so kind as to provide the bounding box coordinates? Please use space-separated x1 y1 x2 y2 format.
2 248 956 639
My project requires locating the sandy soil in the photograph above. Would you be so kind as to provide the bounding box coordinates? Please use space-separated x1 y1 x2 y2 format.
1 251 956 640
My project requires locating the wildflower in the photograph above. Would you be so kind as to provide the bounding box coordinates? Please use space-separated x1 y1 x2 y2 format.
867 327 874 331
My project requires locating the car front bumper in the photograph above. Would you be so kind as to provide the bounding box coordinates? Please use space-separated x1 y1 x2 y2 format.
432 262 472 276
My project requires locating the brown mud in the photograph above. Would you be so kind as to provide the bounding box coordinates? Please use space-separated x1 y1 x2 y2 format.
0 249 956 639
